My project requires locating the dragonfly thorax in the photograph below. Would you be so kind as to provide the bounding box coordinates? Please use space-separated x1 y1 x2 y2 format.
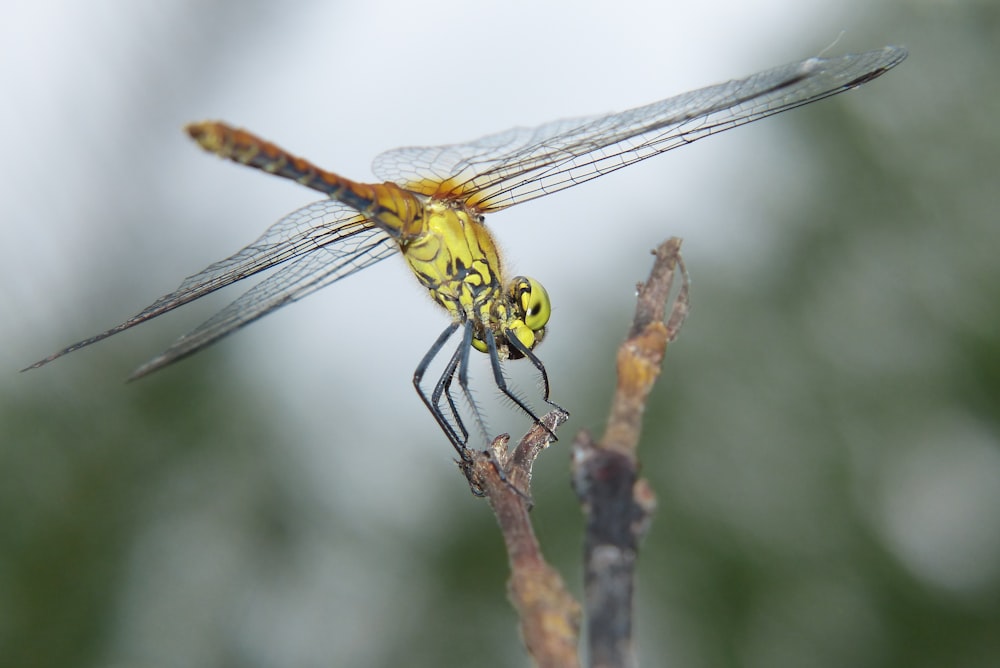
398 199 550 358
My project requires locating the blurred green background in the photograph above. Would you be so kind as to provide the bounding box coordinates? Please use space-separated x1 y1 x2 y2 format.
3 1 998 667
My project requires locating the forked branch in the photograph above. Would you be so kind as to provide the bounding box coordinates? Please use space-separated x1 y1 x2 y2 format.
470 238 687 668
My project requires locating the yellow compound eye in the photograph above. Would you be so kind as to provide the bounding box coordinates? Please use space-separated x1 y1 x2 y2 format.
510 276 551 332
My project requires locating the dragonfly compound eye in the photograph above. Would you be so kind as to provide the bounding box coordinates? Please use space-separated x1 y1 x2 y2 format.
510 276 551 332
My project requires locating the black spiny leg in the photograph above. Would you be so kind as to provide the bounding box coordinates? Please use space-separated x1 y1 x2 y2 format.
456 321 491 446
484 329 556 441
507 331 568 417
438 347 465 445
414 321 469 457
435 341 469 453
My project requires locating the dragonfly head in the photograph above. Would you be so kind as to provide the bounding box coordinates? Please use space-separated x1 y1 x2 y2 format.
473 276 551 357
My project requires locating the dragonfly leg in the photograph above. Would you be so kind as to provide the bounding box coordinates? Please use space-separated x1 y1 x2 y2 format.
434 337 493 495
507 333 568 416
434 343 470 452
456 321 491 445
438 349 466 444
484 330 557 442
414 321 469 458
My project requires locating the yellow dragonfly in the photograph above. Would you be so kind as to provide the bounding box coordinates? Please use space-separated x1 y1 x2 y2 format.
25 46 907 458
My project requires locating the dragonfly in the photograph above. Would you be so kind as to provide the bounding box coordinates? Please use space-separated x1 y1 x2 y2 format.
25 45 907 460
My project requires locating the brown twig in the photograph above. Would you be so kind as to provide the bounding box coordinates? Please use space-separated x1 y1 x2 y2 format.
468 238 687 667
571 237 689 668
468 410 582 668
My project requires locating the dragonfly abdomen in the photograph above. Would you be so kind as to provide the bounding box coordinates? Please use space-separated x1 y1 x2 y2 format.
186 121 427 239
185 122 353 195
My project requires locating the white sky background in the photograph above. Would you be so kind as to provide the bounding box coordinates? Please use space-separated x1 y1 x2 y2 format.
3 0 891 507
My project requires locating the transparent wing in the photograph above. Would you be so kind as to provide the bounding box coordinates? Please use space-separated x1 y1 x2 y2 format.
129 225 396 378
372 46 907 212
24 200 396 372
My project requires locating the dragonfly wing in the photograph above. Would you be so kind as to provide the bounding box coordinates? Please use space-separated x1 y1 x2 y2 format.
129 225 396 378
24 200 388 370
373 46 906 212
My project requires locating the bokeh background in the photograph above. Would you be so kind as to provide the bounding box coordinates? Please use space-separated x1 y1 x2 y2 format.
3 0 998 666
